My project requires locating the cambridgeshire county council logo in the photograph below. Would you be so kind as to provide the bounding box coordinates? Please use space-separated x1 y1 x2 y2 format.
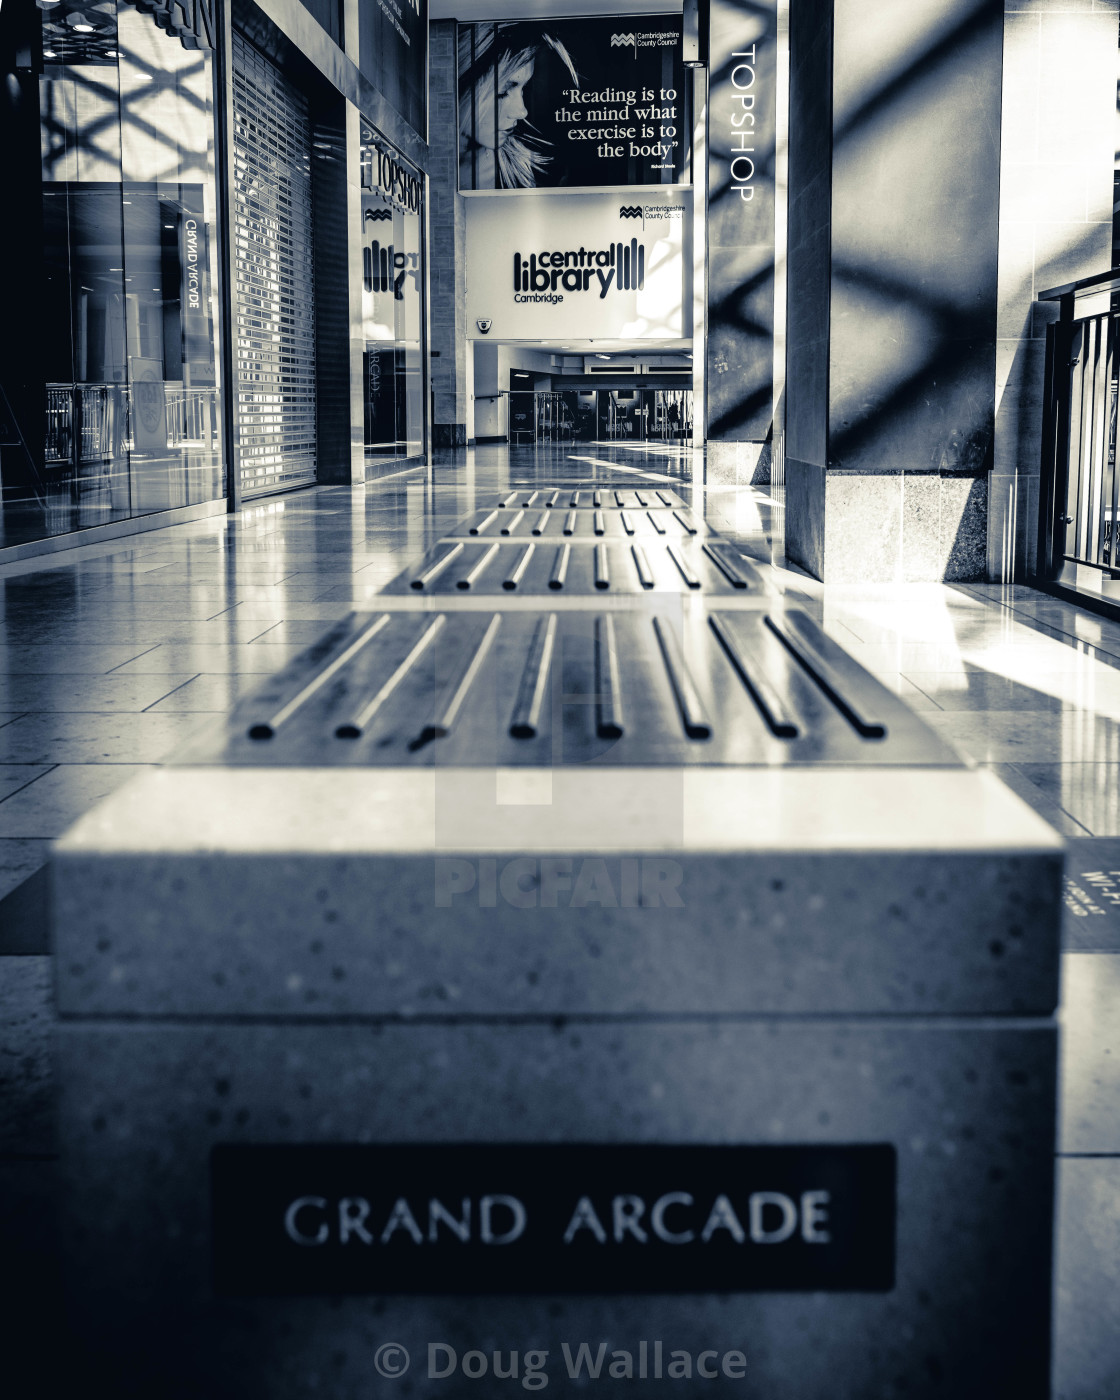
619 206 643 219
476 319 492 334
611 33 637 49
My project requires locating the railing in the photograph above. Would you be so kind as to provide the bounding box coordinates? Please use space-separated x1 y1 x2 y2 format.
1038 271 1120 584
43 383 217 466
45 384 123 467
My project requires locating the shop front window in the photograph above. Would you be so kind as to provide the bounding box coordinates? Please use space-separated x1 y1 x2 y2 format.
1 0 223 548
360 127 425 471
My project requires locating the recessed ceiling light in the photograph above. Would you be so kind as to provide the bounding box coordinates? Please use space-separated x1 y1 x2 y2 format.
73 22 94 32
43 49 56 57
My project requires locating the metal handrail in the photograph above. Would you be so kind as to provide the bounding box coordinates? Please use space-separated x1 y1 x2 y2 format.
42 382 218 464
1037 270 1120 304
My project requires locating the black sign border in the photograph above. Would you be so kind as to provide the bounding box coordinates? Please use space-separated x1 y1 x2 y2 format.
212 1142 897 1298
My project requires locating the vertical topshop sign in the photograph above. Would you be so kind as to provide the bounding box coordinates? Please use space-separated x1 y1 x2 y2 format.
706 0 777 445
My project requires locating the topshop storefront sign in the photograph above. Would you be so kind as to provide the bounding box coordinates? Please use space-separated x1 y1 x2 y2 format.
466 191 690 339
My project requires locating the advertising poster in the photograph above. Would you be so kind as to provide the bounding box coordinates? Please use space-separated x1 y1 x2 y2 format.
458 16 689 191
465 192 691 341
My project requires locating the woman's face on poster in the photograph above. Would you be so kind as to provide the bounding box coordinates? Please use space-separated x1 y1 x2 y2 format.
475 52 535 149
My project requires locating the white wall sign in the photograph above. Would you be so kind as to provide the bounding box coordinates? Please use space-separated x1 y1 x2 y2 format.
465 191 691 340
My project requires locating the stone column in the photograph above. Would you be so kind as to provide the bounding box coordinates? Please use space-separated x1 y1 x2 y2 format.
705 0 778 484
428 19 468 449
785 0 1003 582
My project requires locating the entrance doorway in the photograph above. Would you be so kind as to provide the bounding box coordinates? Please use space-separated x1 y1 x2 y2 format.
495 389 692 447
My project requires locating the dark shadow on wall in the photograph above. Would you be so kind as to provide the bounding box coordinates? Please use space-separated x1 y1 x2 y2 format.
787 0 1004 488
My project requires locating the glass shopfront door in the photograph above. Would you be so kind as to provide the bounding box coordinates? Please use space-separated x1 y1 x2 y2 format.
361 127 426 473
1 0 224 548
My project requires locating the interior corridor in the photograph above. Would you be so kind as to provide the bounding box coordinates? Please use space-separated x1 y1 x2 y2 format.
0 443 1118 1395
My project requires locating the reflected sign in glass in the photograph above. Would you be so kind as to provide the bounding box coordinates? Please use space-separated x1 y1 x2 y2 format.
359 127 425 466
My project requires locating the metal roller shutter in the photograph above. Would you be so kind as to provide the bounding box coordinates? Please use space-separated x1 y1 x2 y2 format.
232 33 317 497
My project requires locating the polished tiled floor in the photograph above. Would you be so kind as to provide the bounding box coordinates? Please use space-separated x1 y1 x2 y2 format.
1 442 1118 1396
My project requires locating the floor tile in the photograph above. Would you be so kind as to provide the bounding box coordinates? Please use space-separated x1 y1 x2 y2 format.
0 864 49 954
110 643 307 674
219 602 356 621
1014 765 1120 836
307 583 407 604
838 641 974 674
905 670 1076 712
0 837 52 901
0 956 53 1155
248 620 348 644
0 766 52 803
867 672 944 710
0 712 215 764
0 764 154 838
137 567 303 584
0 644 159 674
0 673 200 712
1059 952 1120 1154
920 712 1120 765
1054 1156 1120 1400
982 763 1090 839
1064 840 1120 950
143 673 260 712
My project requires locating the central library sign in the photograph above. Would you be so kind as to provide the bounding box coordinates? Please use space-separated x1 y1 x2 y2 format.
466 191 690 340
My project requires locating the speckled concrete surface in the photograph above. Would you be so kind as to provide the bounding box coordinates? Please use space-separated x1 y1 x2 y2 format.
52 839 1061 1018
54 1018 1055 1400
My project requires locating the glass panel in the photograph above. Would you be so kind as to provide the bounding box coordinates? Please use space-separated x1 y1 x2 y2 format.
361 128 424 470
0 0 222 550
652 387 692 441
117 3 222 515
358 1 426 140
